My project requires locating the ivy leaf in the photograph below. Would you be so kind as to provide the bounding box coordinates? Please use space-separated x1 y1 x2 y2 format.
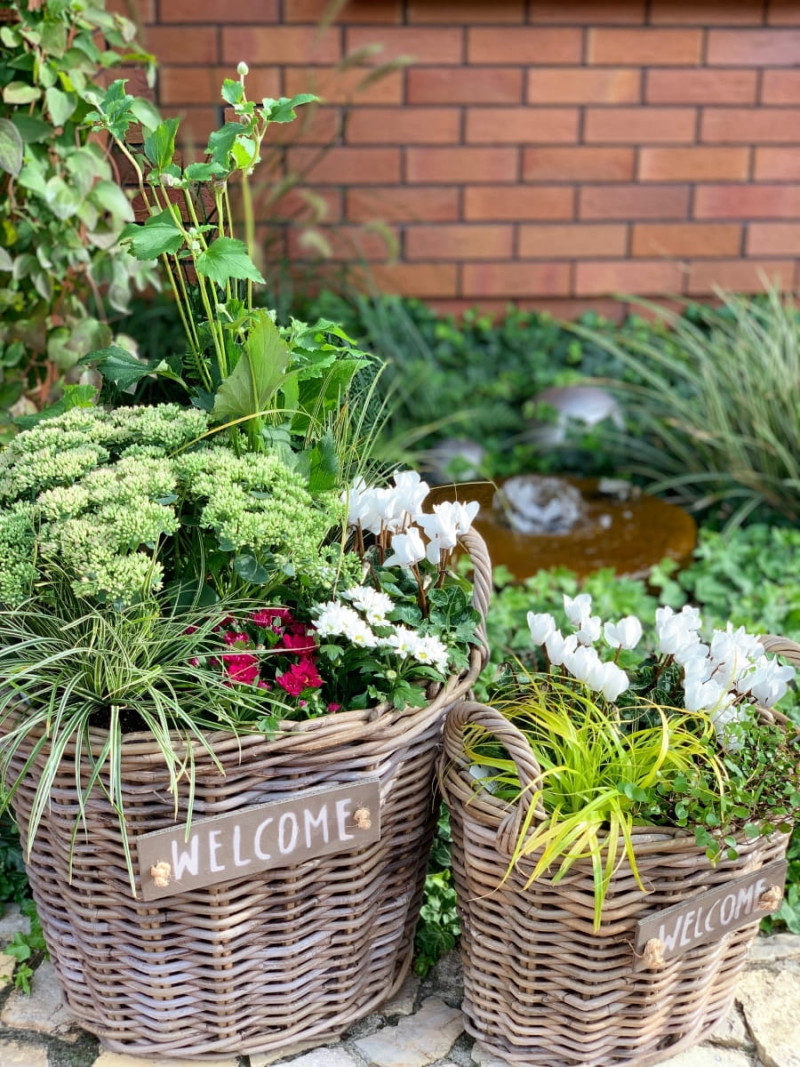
143 117 180 171
0 118 23 177
213 310 290 423
3 81 42 105
120 209 183 259
45 86 76 127
10 114 50 144
195 237 265 286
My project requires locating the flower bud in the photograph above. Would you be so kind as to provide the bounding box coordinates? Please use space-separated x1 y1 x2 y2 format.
237 61 249 77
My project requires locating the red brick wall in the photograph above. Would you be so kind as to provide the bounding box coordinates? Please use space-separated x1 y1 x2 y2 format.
135 0 800 316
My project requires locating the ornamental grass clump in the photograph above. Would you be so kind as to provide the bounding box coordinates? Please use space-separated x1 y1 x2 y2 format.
464 593 800 928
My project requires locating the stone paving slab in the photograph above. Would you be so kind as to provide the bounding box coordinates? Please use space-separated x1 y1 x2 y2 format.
0 936 797 1067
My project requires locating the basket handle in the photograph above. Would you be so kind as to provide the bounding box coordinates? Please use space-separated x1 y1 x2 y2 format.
459 528 492 666
442 699 546 855
759 633 800 666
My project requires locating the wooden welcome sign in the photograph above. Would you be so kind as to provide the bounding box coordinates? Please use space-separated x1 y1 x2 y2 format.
136 779 381 901
634 857 787 966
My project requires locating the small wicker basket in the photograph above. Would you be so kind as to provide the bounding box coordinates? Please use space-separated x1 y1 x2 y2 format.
6 532 491 1059
440 641 799 1067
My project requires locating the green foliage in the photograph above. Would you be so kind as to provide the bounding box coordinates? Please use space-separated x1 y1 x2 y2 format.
3 898 47 993
78 74 378 458
0 811 27 905
306 291 658 479
415 808 460 976
0 0 158 437
572 287 800 528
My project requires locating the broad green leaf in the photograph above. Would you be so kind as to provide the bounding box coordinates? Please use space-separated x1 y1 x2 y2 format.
184 161 226 181
3 81 42 106
92 180 134 223
0 248 13 273
143 117 180 171
0 26 20 47
307 431 340 493
44 176 82 220
10 114 50 144
233 554 271 585
129 97 161 132
263 93 319 124
206 122 243 166
195 237 265 286
213 310 290 422
120 209 183 259
85 345 186 393
221 79 244 106
40 20 67 57
45 86 75 127
0 118 23 177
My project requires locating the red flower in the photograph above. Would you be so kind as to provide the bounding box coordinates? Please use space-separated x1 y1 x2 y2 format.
223 630 250 647
251 607 295 630
221 653 260 686
327 703 341 713
280 630 317 654
276 658 323 697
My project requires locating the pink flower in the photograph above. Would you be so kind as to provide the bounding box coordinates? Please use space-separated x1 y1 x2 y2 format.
280 631 317 654
221 653 260 686
327 703 341 713
276 658 323 697
224 630 250 647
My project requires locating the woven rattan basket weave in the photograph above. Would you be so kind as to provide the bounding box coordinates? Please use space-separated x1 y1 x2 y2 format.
440 641 799 1067
5 532 491 1059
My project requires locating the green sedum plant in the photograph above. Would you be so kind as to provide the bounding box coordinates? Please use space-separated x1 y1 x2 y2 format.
0 0 158 436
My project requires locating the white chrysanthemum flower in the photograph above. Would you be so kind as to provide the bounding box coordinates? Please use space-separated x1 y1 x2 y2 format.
314 602 362 638
383 625 420 660
341 585 394 624
412 634 450 673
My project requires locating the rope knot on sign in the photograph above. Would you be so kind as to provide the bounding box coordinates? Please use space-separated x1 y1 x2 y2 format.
758 884 783 911
354 807 372 830
642 938 665 969
150 861 171 888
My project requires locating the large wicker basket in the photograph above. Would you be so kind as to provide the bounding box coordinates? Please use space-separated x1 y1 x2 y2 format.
5 532 491 1059
440 663 797 1067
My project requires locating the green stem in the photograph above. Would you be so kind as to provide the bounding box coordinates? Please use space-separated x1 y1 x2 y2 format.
183 189 228 379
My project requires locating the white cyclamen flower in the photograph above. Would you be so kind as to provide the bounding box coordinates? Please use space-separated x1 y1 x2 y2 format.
709 625 765 685
655 605 703 657
545 629 578 667
603 616 643 651
597 661 630 703
527 611 556 646
684 676 730 713
564 593 592 626
563 643 602 685
383 527 426 568
389 469 430 524
341 585 394 624
738 656 795 707
575 614 602 646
